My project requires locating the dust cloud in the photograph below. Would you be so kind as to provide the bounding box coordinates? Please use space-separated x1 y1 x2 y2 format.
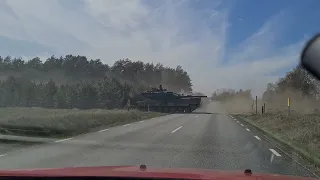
214 89 320 115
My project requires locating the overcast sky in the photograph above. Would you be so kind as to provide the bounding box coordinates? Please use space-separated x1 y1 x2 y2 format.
0 0 319 96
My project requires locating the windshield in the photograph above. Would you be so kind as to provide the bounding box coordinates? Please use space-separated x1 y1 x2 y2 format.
0 0 319 179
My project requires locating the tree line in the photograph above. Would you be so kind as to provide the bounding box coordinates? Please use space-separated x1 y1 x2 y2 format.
211 64 320 111
262 65 320 109
211 88 252 102
0 55 193 109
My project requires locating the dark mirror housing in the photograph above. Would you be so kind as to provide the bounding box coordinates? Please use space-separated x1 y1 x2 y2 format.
301 33 320 80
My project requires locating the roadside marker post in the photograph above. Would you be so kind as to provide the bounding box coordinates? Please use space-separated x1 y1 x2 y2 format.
255 96 258 115
287 97 290 115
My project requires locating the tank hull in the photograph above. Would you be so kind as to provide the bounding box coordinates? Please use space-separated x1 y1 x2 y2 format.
136 98 203 113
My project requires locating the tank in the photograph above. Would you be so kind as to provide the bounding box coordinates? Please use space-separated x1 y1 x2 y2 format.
136 85 207 113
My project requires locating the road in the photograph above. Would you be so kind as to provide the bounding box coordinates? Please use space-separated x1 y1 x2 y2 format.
0 102 316 178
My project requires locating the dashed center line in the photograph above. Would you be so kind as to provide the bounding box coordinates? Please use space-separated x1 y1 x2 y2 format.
123 124 130 127
269 149 281 156
240 124 244 126
171 126 183 133
237 121 239 123
98 129 109 132
55 138 73 143
246 128 250 131
0 154 6 158
254 136 261 140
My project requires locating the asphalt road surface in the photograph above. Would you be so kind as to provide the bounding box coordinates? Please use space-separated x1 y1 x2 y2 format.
0 102 316 178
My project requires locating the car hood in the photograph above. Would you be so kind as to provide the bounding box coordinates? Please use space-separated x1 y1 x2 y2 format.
0 166 316 180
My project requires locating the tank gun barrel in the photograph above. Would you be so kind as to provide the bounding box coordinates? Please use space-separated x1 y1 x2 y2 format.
181 95 208 98
193 95 207 98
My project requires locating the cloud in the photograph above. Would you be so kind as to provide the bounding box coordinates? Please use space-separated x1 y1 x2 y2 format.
186 6 303 96
206 9 304 96
0 0 304 96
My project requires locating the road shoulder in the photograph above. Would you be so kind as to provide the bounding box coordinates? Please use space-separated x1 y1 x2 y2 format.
232 114 320 177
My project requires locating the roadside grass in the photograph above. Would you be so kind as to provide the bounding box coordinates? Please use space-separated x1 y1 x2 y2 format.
0 107 164 138
234 112 320 175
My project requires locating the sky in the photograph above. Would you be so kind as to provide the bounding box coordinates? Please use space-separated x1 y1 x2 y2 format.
0 0 319 96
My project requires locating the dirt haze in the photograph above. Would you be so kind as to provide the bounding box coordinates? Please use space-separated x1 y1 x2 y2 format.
220 89 320 115
218 97 253 114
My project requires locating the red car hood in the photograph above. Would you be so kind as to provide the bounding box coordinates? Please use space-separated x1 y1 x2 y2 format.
0 166 316 180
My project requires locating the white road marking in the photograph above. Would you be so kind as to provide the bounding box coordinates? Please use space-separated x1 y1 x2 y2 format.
98 129 109 132
0 154 6 158
254 136 261 140
229 115 233 118
123 124 130 127
58 140 98 145
269 149 281 157
240 124 244 126
55 138 73 143
270 153 275 163
246 128 250 131
237 121 239 123
171 126 183 133
140 121 144 123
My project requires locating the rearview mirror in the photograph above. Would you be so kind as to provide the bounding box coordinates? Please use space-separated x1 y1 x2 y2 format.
301 33 320 80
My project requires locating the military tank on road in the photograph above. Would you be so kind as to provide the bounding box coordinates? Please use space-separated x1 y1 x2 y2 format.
136 85 207 113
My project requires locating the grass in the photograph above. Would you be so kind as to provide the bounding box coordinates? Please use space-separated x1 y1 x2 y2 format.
0 107 164 138
234 112 320 175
